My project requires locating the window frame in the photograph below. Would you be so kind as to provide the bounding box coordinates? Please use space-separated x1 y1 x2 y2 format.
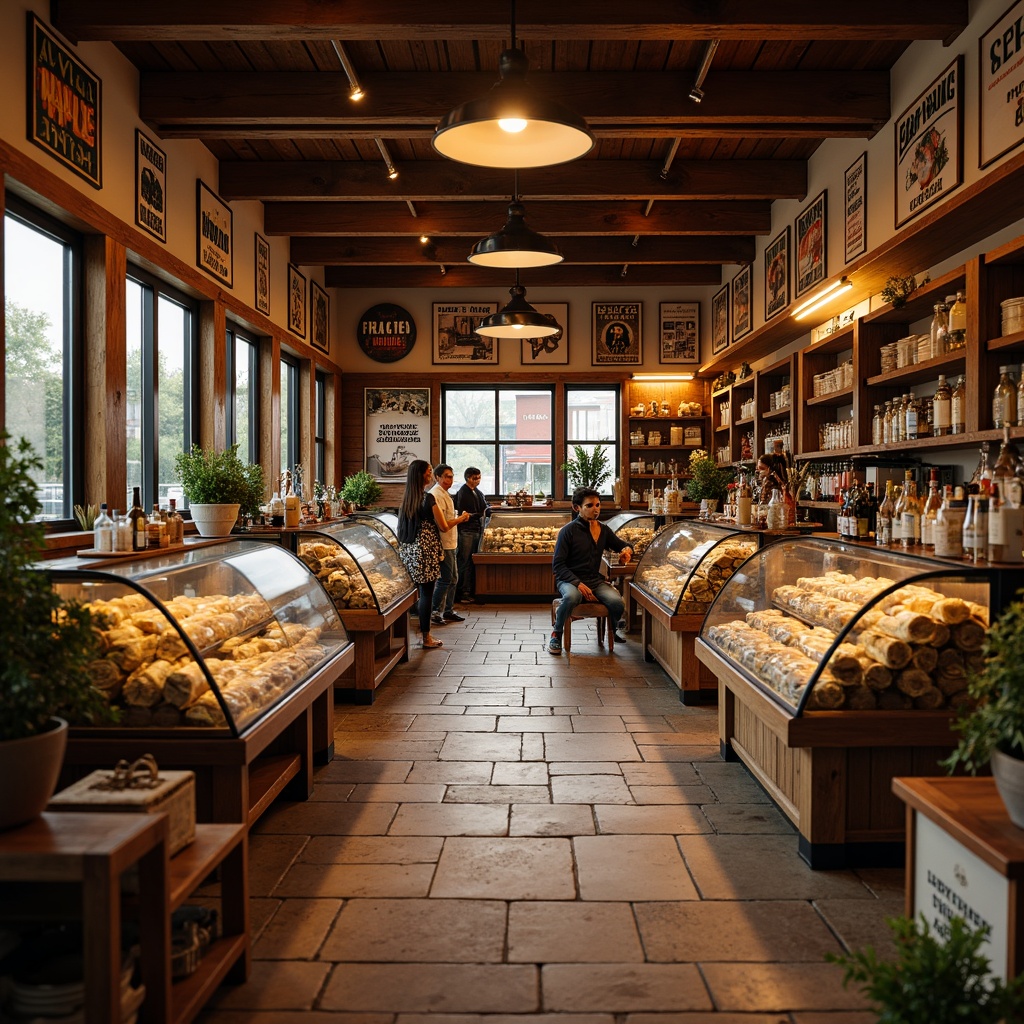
280 353 299 474
314 370 327 485
565 384 621 499
225 323 259 464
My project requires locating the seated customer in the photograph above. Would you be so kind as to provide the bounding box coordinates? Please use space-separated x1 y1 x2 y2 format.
549 487 633 655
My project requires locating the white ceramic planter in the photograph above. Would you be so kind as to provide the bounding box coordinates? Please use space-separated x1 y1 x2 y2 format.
0 717 68 830
991 748 1024 829
188 502 240 537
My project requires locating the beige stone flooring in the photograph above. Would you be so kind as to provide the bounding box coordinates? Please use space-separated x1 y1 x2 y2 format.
200 604 903 1024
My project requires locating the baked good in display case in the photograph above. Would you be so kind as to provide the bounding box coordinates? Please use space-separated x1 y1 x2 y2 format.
479 510 572 554
699 537 997 714
604 512 658 560
345 511 399 549
47 540 351 736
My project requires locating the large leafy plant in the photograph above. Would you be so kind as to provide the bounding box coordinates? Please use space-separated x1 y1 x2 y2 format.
341 470 383 508
174 443 266 517
0 434 114 741
561 443 612 492
685 448 731 503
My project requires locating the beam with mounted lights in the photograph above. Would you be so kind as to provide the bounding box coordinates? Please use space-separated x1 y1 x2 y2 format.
792 276 853 321
632 373 696 382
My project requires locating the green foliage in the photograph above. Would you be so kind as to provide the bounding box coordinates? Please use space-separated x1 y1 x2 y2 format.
0 433 115 741
685 449 731 502
174 443 266 517
341 470 383 508
561 443 612 492
73 503 98 530
943 596 1024 774
827 914 1024 1024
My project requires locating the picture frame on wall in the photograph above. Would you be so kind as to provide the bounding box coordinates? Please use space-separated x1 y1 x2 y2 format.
711 285 730 355
311 280 329 355
196 180 233 287
520 303 569 365
980 2 1024 168
287 263 306 338
843 152 868 263
135 130 166 243
658 301 700 364
731 265 752 342
255 233 270 315
764 227 790 321
794 189 827 299
894 55 963 228
592 301 642 366
432 302 499 364
365 387 431 481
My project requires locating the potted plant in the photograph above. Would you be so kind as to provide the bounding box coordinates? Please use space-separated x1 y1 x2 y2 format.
340 469 383 510
561 442 612 493
0 433 115 829
827 914 1024 1023
174 442 265 537
943 597 1024 826
685 449 731 510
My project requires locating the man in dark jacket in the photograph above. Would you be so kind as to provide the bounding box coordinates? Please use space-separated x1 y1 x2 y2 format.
548 487 632 655
454 466 489 603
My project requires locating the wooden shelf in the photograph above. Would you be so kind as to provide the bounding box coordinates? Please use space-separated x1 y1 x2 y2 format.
247 753 301 827
763 406 792 420
804 324 855 355
171 933 248 1024
806 387 853 408
865 351 966 387
629 415 707 422
863 265 968 326
735 415 755 426
987 329 1024 353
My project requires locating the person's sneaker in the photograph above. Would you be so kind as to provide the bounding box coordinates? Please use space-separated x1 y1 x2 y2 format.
443 611 466 622
614 631 628 643
430 611 446 625
547 633 562 655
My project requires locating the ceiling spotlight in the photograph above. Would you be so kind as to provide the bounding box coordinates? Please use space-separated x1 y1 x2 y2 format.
688 39 719 105
620 264 629 278
476 272 561 339
375 138 398 180
419 234 430 245
439 264 447 276
432 1 594 168
468 174 562 268
330 40 365 101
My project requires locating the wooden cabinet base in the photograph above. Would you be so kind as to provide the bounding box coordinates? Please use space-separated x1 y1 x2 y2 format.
474 554 555 599
634 590 716 705
337 592 416 703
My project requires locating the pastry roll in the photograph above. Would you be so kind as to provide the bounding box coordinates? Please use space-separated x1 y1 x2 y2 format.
857 630 912 669
805 679 845 709
107 634 158 672
87 658 125 699
877 690 913 711
854 652 893 691
860 609 935 644
844 684 878 710
164 660 213 707
952 620 986 651
123 657 180 707
895 668 933 698
909 645 938 673
913 687 945 710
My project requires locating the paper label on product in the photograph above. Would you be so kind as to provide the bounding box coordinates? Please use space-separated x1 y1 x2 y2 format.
989 508 1007 545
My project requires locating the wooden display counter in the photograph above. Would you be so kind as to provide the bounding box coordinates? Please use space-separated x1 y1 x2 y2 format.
335 590 417 703
634 588 716 704
473 552 557 601
697 640 959 868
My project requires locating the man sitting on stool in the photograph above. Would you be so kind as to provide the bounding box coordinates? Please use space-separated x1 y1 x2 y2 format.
549 487 632 655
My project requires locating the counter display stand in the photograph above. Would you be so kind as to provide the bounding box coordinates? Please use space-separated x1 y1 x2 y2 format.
294 520 417 703
696 536 1023 867
602 512 659 631
50 541 355 826
474 509 572 600
629 521 759 703
345 510 399 549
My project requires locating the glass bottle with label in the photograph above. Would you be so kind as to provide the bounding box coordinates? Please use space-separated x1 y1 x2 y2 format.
871 405 883 446
934 486 966 558
932 375 952 436
876 480 895 546
905 391 919 440
993 365 1018 428
947 290 967 350
930 302 950 356
921 468 943 549
951 374 966 434
736 471 752 526
129 486 147 551
899 469 921 548
93 503 113 552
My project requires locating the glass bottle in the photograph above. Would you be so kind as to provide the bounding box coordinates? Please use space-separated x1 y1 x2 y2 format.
921 468 943 549
167 497 184 545
948 289 967 350
93 503 113 552
129 486 147 551
988 484 1008 562
993 365 1017 428
969 443 994 495
876 480 895 546
871 405 883 446
929 302 950 356
892 479 907 546
766 487 786 530
853 476 871 539
951 374 966 434
1017 374 1024 427
934 486 966 559
109 509 127 553
905 390 919 440
881 400 892 445
931 375 952 436
900 470 922 548
963 494 988 563
736 470 752 526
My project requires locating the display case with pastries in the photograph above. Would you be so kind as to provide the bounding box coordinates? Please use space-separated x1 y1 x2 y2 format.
479 509 571 554
345 510 399 549
695 536 1024 868
603 512 658 560
49 540 355 825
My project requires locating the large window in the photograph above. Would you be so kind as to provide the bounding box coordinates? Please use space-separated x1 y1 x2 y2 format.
4 202 80 523
566 386 620 496
314 371 327 485
126 270 197 509
226 326 258 463
443 385 554 497
280 355 299 477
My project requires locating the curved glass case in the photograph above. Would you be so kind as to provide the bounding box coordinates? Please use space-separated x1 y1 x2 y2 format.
633 520 757 615
700 537 992 715
346 511 399 549
296 520 414 613
480 509 572 553
48 541 351 736
604 512 658 559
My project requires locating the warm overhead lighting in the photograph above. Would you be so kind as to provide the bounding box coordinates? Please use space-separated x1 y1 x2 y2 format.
632 373 695 382
432 1 594 168
468 175 563 268
688 39 720 104
375 138 398 180
419 234 430 245
792 277 854 320
330 40 365 101
475 273 561 339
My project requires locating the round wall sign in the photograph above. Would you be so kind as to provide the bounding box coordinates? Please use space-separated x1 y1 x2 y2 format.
357 304 416 363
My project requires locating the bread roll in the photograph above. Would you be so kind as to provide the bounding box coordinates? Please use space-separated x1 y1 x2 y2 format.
913 687 945 710
858 630 912 669
952 620 986 651
896 668 933 698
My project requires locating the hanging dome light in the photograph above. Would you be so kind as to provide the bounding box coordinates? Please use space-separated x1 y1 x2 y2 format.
468 198 563 268
475 281 561 339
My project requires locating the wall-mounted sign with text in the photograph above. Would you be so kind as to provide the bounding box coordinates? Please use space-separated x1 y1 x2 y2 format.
358 304 417 362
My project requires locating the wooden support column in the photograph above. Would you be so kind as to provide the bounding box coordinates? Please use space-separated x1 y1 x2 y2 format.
259 335 281 489
324 369 342 488
198 300 227 450
300 357 313 488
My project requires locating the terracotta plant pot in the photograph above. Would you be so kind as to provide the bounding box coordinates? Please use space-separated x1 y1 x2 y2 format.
991 748 1024 829
188 502 240 537
0 717 68 830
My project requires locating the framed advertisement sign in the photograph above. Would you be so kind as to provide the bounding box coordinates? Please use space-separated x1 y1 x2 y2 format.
658 301 700 364
196 180 233 287
358 303 416 362
895 55 963 229
365 387 431 481
433 302 499 363
287 263 306 338
520 303 568 365
592 302 642 365
311 280 329 355
764 227 790 321
795 190 827 299
711 285 729 355
255 233 270 315
843 152 868 263
980 1 1024 168
731 265 752 342
135 130 166 243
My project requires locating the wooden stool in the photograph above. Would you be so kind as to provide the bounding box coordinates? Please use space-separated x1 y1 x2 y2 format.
551 598 614 652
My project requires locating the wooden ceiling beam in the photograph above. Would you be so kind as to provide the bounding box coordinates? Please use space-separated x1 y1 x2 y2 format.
264 200 773 237
220 160 807 203
53 0 967 44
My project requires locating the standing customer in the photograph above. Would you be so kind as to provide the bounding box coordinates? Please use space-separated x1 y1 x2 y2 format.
454 466 489 604
548 488 633 655
397 460 447 650
430 464 471 625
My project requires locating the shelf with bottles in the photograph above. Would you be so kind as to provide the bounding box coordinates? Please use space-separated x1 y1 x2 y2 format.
986 328 1024 353
864 350 966 388
805 386 854 408
864 266 968 327
763 406 792 421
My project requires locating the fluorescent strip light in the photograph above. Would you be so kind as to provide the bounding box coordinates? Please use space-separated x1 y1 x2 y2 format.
792 277 853 320
632 373 695 382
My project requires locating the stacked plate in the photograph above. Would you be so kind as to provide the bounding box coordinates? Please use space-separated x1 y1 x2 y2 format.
1001 296 1024 336
7 952 140 1022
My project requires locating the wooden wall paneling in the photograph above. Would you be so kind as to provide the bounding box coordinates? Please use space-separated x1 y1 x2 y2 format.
83 235 127 510
198 300 227 450
260 335 281 491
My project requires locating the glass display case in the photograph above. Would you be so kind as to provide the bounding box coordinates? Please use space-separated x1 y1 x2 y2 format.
604 512 659 559
346 510 399 549
48 541 351 738
480 509 572 553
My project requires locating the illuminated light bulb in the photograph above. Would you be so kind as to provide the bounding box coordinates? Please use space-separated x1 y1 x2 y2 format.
498 117 528 133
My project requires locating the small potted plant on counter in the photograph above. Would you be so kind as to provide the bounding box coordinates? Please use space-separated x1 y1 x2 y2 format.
174 442 265 536
685 448 731 514
340 469 383 511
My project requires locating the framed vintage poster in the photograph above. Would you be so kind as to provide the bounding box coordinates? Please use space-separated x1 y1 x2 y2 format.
311 280 329 355
764 227 790 321
520 303 569 365
254 233 270 315
28 15 102 189
287 263 307 338
432 302 499 364
895 55 963 228
844 152 868 263
358 303 417 362
795 190 827 299
980 1 1024 168
364 387 431 481
658 301 700 364
731 265 752 342
592 302 642 365
711 284 730 355
196 180 233 287
135 130 166 242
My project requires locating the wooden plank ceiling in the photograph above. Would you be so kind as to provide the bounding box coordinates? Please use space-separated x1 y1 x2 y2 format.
52 1 968 289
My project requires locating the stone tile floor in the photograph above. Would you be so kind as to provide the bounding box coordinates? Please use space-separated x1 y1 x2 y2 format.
200 604 903 1023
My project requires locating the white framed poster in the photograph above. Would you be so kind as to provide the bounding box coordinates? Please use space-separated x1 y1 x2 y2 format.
433 302 499 363
658 301 700 364
843 152 867 263
364 387 431 481
520 303 569 365
980 0 1024 168
592 301 642 365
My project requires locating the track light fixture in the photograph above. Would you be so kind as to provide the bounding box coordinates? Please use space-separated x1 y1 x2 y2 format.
375 138 398 180
688 39 719 104
475 270 561 339
330 40 365 101
792 277 854 320
468 172 563 268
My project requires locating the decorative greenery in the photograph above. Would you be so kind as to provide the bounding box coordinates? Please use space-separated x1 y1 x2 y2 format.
340 470 383 508
0 433 115 742
174 443 266 518
561 443 612 492
881 273 922 309
943 596 1024 774
827 914 1024 1024
685 449 731 503
73 503 98 530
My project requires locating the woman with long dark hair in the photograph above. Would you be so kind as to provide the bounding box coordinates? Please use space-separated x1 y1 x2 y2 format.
397 459 446 649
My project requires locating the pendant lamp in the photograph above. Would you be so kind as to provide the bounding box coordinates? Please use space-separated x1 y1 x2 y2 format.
475 273 561 339
468 176 563 268
432 2 594 169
